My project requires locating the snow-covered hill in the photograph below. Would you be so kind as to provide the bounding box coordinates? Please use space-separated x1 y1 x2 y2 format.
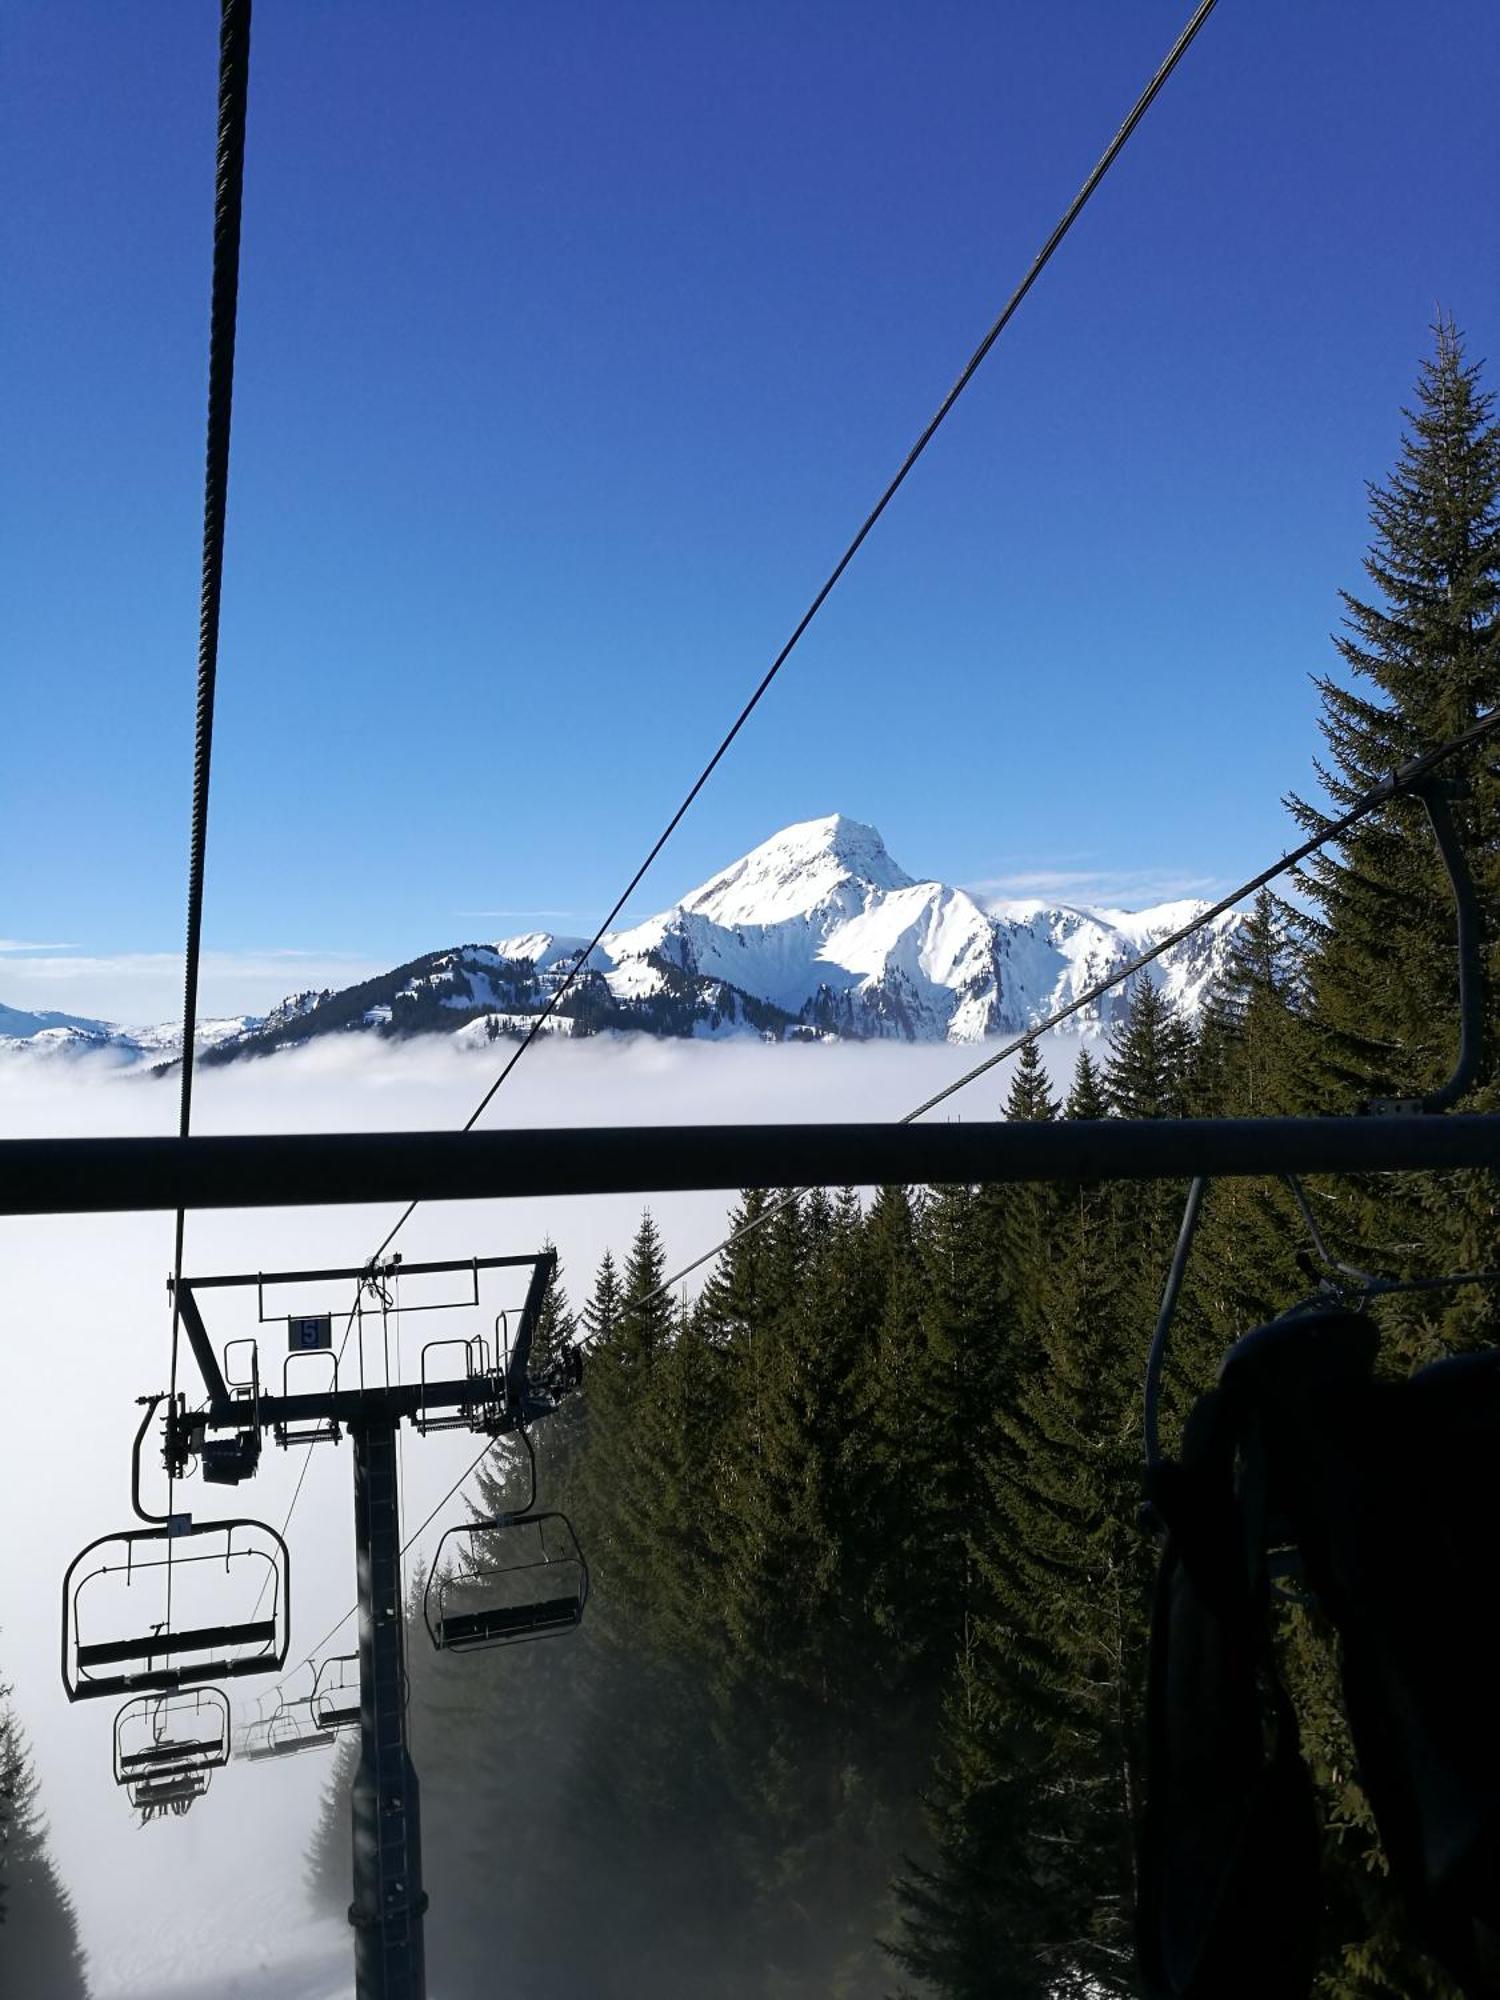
1 816 1241 1064
0 1004 261 1064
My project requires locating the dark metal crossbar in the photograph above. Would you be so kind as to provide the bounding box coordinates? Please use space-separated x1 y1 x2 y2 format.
3 1115 1499 1217
78 1654 280 1700
439 1599 583 1648
76 1618 277 1669
118 1741 219 1772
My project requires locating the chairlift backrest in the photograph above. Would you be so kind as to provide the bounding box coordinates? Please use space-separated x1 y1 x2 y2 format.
311 1654 361 1732
241 1700 337 1760
113 1688 231 1787
424 1511 588 1654
62 1519 290 1702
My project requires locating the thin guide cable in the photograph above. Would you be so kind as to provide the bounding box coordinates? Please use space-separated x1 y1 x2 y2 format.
279 0 1224 1674
361 0 1222 1269
643 710 1500 1305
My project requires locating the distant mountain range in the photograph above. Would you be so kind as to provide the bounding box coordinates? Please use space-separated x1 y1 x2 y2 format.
0 816 1240 1065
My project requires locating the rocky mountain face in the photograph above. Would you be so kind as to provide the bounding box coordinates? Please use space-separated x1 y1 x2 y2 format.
2 816 1240 1065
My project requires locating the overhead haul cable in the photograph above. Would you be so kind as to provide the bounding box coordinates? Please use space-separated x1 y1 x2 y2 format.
639 708 1500 1307
166 0 253 1592
278 0 1223 1682
274 704 1500 1688
360 0 1222 1269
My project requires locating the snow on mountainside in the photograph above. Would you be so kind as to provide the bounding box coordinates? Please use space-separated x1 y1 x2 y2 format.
1 817 1243 1064
0 1006 261 1063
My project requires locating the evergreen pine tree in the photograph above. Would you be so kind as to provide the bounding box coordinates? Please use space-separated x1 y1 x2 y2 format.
1294 319 1500 1129
0 1673 89 1997
1103 977 1194 1121
1280 322 1500 2000
1004 1038 1061 1123
1065 1046 1108 1121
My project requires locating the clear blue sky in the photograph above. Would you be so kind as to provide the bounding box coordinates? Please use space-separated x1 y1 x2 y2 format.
4 0 1499 1018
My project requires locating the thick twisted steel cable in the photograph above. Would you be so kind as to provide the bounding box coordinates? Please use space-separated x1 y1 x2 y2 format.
642 708 1500 1306
360 0 1222 1270
166 0 253 1617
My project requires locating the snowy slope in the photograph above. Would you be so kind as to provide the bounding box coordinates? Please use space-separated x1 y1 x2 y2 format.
3 816 1242 1062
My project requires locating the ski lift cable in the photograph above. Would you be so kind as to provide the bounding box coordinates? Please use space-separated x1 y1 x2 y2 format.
165 0 253 1625
251 0 1224 1611
639 707 1500 1309
355 0 1223 1276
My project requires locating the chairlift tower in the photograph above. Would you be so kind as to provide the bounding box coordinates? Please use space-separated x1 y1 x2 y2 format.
64 1247 581 2000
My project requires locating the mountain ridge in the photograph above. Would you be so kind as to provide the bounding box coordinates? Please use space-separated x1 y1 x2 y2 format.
1 816 1240 1064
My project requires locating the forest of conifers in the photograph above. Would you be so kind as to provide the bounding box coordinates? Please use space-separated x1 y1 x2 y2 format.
303 324 1500 1999
4 326 1496 2000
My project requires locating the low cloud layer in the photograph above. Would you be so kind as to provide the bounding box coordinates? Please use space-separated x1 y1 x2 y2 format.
970 865 1221 908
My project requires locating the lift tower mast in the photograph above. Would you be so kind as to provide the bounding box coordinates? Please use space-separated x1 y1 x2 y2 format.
351 1416 426 1997
148 1249 576 2000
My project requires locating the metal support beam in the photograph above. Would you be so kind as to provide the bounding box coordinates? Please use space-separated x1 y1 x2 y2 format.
350 1421 426 2000
2 1116 1498 1217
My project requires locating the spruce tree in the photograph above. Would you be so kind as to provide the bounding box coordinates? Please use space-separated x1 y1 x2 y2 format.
1004 1038 1061 1123
1282 322 1500 2000
1294 319 1500 1125
1065 1045 1108 1121
1103 977 1193 1121
0 1674 88 1998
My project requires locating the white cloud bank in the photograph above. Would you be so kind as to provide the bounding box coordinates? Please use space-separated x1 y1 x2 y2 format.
0 1030 1075 1995
0 949 386 1025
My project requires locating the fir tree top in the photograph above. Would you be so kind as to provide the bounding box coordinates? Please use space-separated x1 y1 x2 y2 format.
1004 1038 1061 1123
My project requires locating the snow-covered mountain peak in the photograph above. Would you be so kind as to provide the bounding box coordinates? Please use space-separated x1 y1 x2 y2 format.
679 813 913 928
4 817 1245 1063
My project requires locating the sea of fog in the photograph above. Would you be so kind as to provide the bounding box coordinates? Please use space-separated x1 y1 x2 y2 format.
0 1030 1071 1996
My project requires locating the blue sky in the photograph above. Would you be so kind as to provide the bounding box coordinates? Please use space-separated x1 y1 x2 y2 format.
4 0 1499 1020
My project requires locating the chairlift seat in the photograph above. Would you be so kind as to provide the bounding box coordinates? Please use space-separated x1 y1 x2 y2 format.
438 1596 583 1650
62 1520 290 1702
113 1689 231 1790
119 1740 219 1775
79 1618 277 1670
311 1653 361 1733
424 1510 588 1655
131 1770 210 1808
242 1713 337 1761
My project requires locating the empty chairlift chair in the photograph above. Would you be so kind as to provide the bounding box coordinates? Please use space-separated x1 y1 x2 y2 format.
62 1518 290 1701
113 1688 231 1791
311 1654 360 1733
241 1695 338 1761
424 1512 588 1653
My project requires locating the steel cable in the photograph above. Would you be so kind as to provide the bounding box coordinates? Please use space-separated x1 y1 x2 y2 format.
360 0 1222 1270
166 0 253 1623
641 708 1500 1306
279 0 1223 1683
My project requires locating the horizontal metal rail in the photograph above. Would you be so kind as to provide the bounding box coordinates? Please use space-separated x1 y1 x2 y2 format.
185 1253 544 1291
1 1116 1498 1217
201 1375 487 1433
